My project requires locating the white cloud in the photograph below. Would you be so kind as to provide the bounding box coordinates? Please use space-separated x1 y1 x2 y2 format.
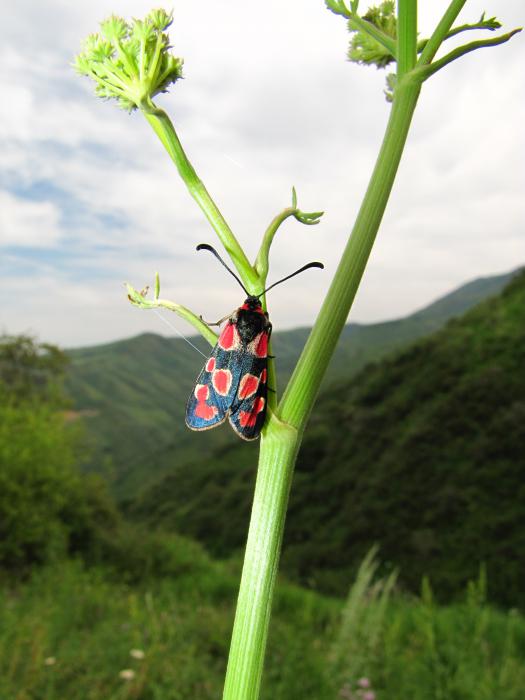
0 190 62 247
0 0 524 346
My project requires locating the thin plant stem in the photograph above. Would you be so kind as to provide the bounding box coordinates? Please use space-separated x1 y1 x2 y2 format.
418 0 467 65
143 107 259 291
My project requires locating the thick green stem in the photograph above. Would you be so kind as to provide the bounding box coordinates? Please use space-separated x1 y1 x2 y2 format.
280 77 421 430
222 415 300 699
397 0 417 77
223 76 422 700
143 108 259 290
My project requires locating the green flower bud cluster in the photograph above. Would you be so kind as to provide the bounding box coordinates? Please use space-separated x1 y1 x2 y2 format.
348 1 396 68
74 8 183 112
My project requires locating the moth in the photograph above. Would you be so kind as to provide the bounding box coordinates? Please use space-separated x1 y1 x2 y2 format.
185 244 323 440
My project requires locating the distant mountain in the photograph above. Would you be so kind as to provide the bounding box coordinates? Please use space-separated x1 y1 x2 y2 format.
129 270 525 607
65 268 518 497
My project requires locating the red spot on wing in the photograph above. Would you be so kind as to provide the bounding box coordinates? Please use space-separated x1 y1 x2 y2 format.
195 384 209 401
218 322 239 350
239 396 265 428
213 368 232 396
260 368 267 384
238 373 259 400
194 384 218 420
195 402 218 420
250 331 268 358
205 357 216 372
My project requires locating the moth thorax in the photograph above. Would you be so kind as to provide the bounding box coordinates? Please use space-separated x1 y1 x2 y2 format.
236 308 268 345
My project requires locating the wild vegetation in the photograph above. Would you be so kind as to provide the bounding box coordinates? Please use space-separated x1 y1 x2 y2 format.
1 273 524 698
64 269 514 498
36 1 524 694
1 551 524 699
129 270 525 607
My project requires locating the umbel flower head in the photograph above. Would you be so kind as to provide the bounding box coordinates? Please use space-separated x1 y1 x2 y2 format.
74 8 183 112
348 1 396 68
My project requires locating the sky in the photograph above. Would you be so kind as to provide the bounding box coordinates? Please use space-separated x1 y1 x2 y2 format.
0 1 523 349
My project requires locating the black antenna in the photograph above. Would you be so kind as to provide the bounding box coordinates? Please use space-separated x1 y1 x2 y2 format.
262 261 324 295
196 244 249 295
197 243 323 298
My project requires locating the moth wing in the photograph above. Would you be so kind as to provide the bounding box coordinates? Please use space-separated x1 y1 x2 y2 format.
185 323 242 432
228 340 269 441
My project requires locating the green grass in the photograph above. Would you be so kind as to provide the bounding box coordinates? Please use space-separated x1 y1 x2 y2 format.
0 559 335 700
330 556 525 700
0 561 231 699
1 554 524 700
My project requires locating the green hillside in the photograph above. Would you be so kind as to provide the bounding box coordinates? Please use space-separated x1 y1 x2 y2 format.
65 269 516 496
130 270 525 606
2 329 524 699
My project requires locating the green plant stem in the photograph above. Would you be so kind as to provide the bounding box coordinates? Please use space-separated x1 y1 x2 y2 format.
397 0 417 76
222 76 422 700
126 282 218 345
445 19 501 39
143 107 259 291
255 208 296 279
222 414 299 699
149 298 218 346
280 77 421 430
418 0 467 65
418 28 522 80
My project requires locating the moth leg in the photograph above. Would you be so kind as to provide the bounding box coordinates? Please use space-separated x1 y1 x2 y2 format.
199 311 234 327
266 322 273 355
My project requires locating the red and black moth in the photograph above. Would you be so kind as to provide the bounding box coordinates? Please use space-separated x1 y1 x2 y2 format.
185 244 323 441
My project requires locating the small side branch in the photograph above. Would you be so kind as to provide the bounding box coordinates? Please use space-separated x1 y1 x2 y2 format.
254 188 323 281
417 0 467 66
445 14 502 39
419 28 522 80
126 277 218 347
417 14 502 57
